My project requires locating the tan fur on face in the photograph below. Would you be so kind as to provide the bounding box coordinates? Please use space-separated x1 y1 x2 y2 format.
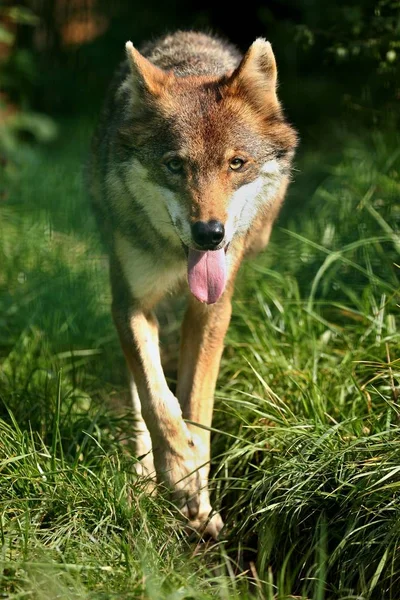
117 42 296 245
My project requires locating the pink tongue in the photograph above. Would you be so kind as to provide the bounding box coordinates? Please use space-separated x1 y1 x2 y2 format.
187 248 227 304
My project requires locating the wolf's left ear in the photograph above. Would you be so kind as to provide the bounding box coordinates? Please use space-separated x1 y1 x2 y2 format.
125 41 170 98
226 39 279 108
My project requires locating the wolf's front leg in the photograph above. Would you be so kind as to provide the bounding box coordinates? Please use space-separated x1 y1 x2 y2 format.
112 301 206 528
176 291 234 539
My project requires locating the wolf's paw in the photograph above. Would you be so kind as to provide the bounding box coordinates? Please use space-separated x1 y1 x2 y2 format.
154 441 200 504
154 438 222 539
185 504 224 540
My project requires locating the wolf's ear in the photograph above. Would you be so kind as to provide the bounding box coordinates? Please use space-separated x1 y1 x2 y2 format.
125 41 170 97
226 39 279 109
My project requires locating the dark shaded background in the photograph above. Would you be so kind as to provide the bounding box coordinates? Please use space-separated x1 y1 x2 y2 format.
2 0 399 127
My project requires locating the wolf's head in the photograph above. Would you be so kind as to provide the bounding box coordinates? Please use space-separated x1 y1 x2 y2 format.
115 38 297 303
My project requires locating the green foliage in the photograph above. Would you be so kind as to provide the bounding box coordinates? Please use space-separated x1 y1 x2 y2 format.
0 5 57 174
287 0 400 72
0 5 39 102
260 0 400 121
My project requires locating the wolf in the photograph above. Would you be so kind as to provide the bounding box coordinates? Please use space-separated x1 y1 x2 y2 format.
88 30 297 539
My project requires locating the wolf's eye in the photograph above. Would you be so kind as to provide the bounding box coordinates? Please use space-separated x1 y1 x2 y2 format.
229 157 245 171
166 158 183 174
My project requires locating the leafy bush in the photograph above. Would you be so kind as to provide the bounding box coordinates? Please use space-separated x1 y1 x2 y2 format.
0 4 57 186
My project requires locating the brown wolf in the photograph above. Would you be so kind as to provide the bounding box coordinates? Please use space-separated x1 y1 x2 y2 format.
88 30 297 538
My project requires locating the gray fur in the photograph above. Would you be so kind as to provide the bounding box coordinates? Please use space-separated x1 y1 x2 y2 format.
140 31 241 76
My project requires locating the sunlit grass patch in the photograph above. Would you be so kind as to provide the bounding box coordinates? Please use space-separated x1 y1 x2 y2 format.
0 123 399 598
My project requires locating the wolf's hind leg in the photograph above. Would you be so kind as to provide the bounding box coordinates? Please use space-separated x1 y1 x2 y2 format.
129 374 155 478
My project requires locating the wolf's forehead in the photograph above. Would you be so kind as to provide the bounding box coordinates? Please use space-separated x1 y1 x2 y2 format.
164 92 260 157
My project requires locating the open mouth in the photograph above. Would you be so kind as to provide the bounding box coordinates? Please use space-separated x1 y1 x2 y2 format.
182 243 230 305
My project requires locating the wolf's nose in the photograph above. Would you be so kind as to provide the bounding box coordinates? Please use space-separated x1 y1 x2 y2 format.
191 220 225 249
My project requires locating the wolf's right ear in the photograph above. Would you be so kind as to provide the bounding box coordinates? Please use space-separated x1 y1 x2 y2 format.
125 41 170 98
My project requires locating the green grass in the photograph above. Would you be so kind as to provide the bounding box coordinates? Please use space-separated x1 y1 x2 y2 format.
0 119 399 599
